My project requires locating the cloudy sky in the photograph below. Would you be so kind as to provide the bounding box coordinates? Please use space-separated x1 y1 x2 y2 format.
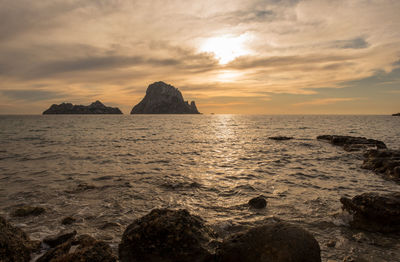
0 0 399 114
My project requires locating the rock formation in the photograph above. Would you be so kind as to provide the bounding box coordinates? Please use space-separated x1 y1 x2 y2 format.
216 222 321 262
130 81 200 114
0 216 39 262
37 233 116 262
340 192 400 233
392 113 400 116
362 149 400 182
43 100 122 114
119 208 215 262
317 135 387 152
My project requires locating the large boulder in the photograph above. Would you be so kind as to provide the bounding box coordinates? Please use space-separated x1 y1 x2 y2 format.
37 234 116 262
216 222 321 262
130 81 200 114
43 100 122 114
119 208 216 262
0 216 38 262
361 149 400 182
317 135 386 152
340 192 400 233
248 196 267 209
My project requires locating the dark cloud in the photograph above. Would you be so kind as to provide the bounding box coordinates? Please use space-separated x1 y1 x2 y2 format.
332 37 369 49
227 54 354 70
0 42 218 81
216 9 275 25
1 89 64 102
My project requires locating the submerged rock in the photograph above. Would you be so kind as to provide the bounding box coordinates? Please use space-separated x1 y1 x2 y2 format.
37 234 116 262
361 149 400 182
43 100 122 114
43 230 77 248
216 222 321 262
317 135 387 151
340 192 400 233
61 216 76 225
130 81 200 114
268 136 293 141
12 206 45 217
0 216 38 262
248 196 267 209
119 208 216 262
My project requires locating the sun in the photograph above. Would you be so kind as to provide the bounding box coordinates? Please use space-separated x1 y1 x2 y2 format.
200 34 251 64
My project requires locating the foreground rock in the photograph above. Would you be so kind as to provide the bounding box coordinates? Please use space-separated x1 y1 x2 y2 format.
216 222 321 262
392 113 400 116
38 234 116 262
317 135 387 152
0 216 38 262
43 100 122 114
130 81 200 114
248 196 267 209
119 208 216 262
340 192 400 233
362 149 400 182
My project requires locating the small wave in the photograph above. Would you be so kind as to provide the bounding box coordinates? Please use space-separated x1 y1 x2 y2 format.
92 176 114 181
146 159 170 164
160 181 201 190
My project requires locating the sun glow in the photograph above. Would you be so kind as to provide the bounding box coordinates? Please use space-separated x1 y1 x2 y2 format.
200 34 251 64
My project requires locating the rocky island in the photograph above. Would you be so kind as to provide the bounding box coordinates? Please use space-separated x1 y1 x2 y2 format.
393 113 400 116
131 81 200 114
43 100 122 114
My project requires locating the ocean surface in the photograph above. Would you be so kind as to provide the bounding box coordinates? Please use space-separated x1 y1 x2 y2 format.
0 115 399 261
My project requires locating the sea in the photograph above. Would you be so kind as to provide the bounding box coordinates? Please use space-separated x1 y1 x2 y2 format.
0 115 399 261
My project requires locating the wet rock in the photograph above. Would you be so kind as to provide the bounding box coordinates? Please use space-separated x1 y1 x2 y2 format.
340 192 400 233
99 222 121 230
130 81 200 114
119 208 216 262
268 136 293 141
43 230 77 248
326 239 336 248
37 239 73 262
43 100 122 114
317 135 387 151
12 205 45 217
216 222 321 262
61 216 76 225
361 149 400 182
0 216 38 262
248 196 267 209
342 255 370 262
37 234 116 262
352 232 374 244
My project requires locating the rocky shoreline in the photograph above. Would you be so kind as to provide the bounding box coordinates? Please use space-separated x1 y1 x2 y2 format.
2 192 399 261
2 134 399 261
2 206 322 262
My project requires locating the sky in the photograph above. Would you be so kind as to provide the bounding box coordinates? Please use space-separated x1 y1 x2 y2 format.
0 0 399 114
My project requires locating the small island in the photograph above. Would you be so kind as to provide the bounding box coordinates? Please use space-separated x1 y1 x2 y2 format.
131 81 200 114
392 113 400 116
43 100 122 114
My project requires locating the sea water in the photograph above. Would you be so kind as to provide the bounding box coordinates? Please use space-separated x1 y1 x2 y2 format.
0 115 399 261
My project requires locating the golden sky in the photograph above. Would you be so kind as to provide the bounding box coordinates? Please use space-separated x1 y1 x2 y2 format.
0 0 399 114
